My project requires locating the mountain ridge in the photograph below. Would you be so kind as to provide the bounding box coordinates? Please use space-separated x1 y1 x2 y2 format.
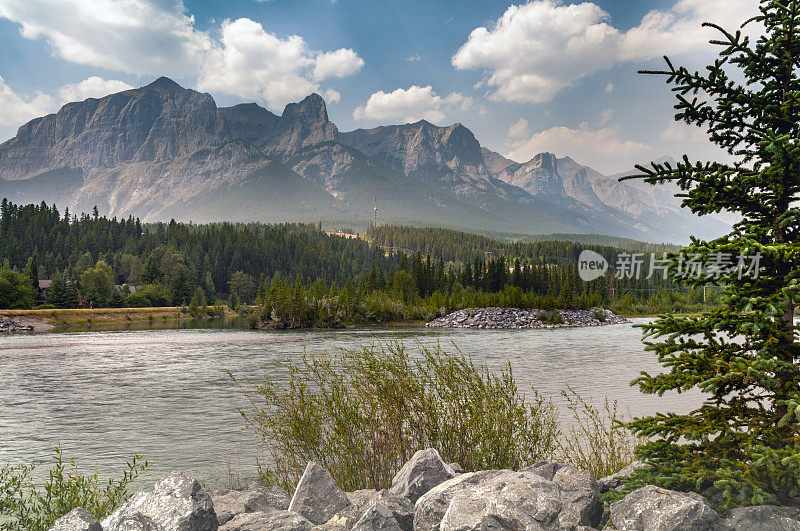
0 77 727 242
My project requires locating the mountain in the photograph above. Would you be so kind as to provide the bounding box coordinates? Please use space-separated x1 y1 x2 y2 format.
0 77 727 242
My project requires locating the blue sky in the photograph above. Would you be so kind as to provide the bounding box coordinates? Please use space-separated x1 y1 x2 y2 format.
0 0 757 173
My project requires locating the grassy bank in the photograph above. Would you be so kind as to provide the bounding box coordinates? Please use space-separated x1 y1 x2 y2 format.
0 307 239 332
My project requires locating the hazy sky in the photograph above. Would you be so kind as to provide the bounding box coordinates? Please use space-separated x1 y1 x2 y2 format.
0 0 758 174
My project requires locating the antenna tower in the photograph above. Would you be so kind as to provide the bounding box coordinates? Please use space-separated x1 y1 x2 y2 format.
373 196 378 228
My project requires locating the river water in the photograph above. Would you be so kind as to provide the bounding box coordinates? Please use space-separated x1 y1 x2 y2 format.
0 320 699 488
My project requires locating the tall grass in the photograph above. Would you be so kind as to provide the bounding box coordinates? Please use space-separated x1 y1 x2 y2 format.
557 385 642 480
0 444 149 530
233 341 560 492
235 341 640 493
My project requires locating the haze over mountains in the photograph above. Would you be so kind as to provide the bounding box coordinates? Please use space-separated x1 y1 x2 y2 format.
0 77 727 242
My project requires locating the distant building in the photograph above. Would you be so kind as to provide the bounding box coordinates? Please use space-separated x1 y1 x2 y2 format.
37 279 52 304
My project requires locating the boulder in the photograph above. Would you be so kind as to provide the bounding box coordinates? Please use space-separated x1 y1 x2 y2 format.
102 472 218 531
320 490 413 531
49 507 103 531
352 501 403 531
414 470 506 530
597 461 644 493
523 460 563 481
609 485 725 531
725 505 800 530
552 465 603 529
288 462 351 525
218 509 313 530
209 487 290 525
438 470 563 530
388 449 456 503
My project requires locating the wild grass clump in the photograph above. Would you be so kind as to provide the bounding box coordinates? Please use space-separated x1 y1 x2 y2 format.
233 341 561 492
0 444 149 530
557 385 642 480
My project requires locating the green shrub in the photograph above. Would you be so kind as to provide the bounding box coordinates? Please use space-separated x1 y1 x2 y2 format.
540 310 564 325
125 293 152 308
36 304 56 310
0 444 149 530
557 385 641 480
592 309 606 322
233 341 560 492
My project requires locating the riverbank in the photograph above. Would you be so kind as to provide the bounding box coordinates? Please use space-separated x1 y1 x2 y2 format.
50 451 795 531
428 307 630 329
0 307 239 333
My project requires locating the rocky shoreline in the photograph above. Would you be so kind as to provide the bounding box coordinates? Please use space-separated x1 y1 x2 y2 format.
51 449 799 530
427 307 630 329
0 315 34 332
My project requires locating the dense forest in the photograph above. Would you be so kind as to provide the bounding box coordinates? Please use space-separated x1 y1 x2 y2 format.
364 225 677 266
0 200 707 317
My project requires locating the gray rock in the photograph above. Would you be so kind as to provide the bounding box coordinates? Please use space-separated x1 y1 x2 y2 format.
725 505 800 530
218 509 313 530
412 470 507 530
597 461 644 493
552 465 603 529
388 449 456 503
101 513 160 530
426 307 630 330
320 491 413 531
437 469 563 530
209 487 290 525
288 462 351 525
524 460 563 481
448 463 465 474
609 485 725 531
101 472 217 531
49 508 102 531
352 501 403 531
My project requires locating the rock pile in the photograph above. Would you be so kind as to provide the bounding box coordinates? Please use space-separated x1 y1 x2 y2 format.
49 450 800 530
427 307 630 329
0 315 33 332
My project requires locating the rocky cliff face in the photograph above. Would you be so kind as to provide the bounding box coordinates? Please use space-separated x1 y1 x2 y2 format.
0 77 728 241
339 120 491 196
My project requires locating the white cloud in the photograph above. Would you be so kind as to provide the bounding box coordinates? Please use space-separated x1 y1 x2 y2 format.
353 85 471 124
312 48 364 81
659 121 707 142
507 118 531 139
197 18 363 110
605 83 614 93
406 54 422 62
58 76 132 102
0 2 364 112
0 75 55 127
323 88 341 103
507 121 652 174
0 0 212 76
599 108 613 125
452 0 759 104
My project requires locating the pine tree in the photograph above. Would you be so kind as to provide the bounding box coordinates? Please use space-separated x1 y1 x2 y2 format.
625 0 800 507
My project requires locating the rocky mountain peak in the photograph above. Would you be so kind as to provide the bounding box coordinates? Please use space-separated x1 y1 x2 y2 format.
282 93 329 125
144 76 185 92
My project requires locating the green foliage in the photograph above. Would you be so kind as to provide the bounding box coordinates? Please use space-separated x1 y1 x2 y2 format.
46 271 75 308
229 271 256 305
79 260 115 306
0 262 35 309
188 286 207 318
592 309 607 322
134 284 170 307
125 292 152 308
558 386 642 481
0 444 149 530
624 1 800 508
540 310 565 325
234 341 560 492
228 291 241 313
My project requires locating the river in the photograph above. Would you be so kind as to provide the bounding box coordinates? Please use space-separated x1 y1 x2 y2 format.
0 320 699 488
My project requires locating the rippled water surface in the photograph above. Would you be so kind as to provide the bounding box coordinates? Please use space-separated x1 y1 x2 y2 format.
0 320 699 488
